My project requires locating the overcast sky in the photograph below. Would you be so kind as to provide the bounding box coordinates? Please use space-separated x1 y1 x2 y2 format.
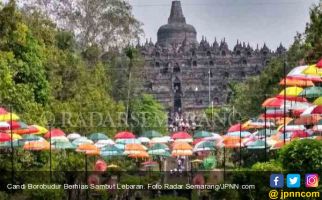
129 0 320 50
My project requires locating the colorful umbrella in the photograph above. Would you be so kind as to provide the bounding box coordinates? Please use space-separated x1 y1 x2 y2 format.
76 144 99 153
0 140 23 148
116 138 141 144
100 145 124 156
246 140 270 149
88 133 108 142
303 64 322 76
53 141 76 149
287 65 322 82
95 139 115 148
72 137 94 146
0 113 20 121
173 142 193 150
21 134 44 142
150 136 171 144
44 129 65 139
23 141 50 151
299 86 322 98
279 86 303 97
67 133 81 140
114 131 135 139
226 131 251 138
279 77 314 87
141 130 161 138
148 149 171 157
125 143 146 151
171 132 192 139
262 97 284 108
0 133 11 142
128 151 149 158
193 141 215 152
171 149 193 156
149 143 169 151
193 131 213 138
316 59 322 68
138 137 150 143
313 97 322 105
31 125 48 134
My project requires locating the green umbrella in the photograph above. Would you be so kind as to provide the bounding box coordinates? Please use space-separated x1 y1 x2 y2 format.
256 129 278 137
0 140 23 148
142 130 161 139
148 149 171 157
22 134 44 141
193 131 213 138
88 133 109 142
53 141 76 149
149 143 169 151
193 141 215 152
300 86 322 98
247 140 270 149
101 145 124 157
203 156 216 170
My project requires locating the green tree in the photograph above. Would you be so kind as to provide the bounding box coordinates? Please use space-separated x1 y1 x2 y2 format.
279 139 322 172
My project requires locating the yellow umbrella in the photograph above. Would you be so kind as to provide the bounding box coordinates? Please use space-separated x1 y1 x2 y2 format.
279 86 303 97
107 164 119 168
0 113 20 121
303 64 322 76
12 133 22 140
313 97 322 105
32 125 48 134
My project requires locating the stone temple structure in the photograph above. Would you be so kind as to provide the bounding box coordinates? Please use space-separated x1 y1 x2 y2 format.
136 1 286 113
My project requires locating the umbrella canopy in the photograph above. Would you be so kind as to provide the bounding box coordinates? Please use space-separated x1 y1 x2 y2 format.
128 151 149 158
142 161 158 167
316 59 322 68
125 143 146 151
254 129 278 137
203 133 222 141
193 141 215 152
138 137 150 143
100 145 124 156
150 136 171 144
0 133 11 142
173 142 193 150
0 113 20 121
23 141 50 151
76 144 99 153
44 129 65 139
303 64 322 76
247 140 270 149
50 136 69 143
148 149 171 157
217 136 244 148
172 149 193 156
116 138 141 144
190 159 203 163
299 86 322 98
279 86 303 97
88 133 108 142
171 132 192 139
279 77 314 87
21 134 44 142
141 130 161 138
67 133 81 140
0 140 23 148
227 123 246 132
270 140 290 150
149 143 169 151
301 105 322 116
13 125 39 135
262 97 284 108
72 137 93 146
107 164 119 168
114 131 135 139
313 97 322 105
31 125 48 135
287 65 322 82
95 139 115 148
226 131 251 138
193 131 213 139
53 141 76 149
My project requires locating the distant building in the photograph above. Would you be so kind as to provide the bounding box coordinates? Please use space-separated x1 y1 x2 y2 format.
137 1 286 113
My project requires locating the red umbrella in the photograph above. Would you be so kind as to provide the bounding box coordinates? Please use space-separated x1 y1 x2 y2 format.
0 132 11 142
192 138 205 145
95 159 107 172
171 131 192 139
275 95 307 102
316 59 322 68
227 123 245 133
114 131 135 139
14 125 39 135
312 105 322 114
262 97 284 108
0 107 8 114
44 128 65 139
290 130 309 139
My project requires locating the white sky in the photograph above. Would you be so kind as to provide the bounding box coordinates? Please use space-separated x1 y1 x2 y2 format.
129 0 320 50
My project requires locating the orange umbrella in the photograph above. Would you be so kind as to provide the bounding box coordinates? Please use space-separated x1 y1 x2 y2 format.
270 140 290 150
279 78 314 87
85 149 100 156
23 141 50 151
125 143 146 151
172 142 193 150
218 136 244 148
294 114 321 125
172 149 193 156
76 144 98 152
128 151 149 158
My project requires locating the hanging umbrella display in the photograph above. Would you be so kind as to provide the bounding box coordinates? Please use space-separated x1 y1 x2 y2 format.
278 86 303 97
0 140 23 148
171 131 192 140
148 149 171 157
193 131 213 139
138 137 150 143
173 142 193 150
226 131 251 138
172 149 193 156
116 138 141 144
141 130 161 139
52 141 76 149
287 65 322 82
128 151 149 159
13 125 39 135
262 97 284 108
31 125 48 135
50 136 69 143
44 129 65 139
88 133 109 142
76 144 99 155
303 64 322 76
0 133 11 142
21 134 44 142
124 143 147 154
0 112 20 121
149 143 169 151
299 86 322 98
67 133 81 140
114 131 135 139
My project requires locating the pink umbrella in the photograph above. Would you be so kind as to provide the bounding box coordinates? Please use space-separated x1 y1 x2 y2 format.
227 123 245 132
290 130 309 139
0 132 11 142
44 129 65 139
171 131 192 139
114 131 135 139
316 59 322 68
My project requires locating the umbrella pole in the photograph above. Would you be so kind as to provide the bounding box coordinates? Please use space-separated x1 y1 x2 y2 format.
264 106 267 162
283 61 287 144
85 153 88 200
10 105 14 185
239 123 242 168
223 147 226 183
49 124 52 182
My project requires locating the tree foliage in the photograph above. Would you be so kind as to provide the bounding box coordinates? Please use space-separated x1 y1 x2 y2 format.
21 0 143 50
